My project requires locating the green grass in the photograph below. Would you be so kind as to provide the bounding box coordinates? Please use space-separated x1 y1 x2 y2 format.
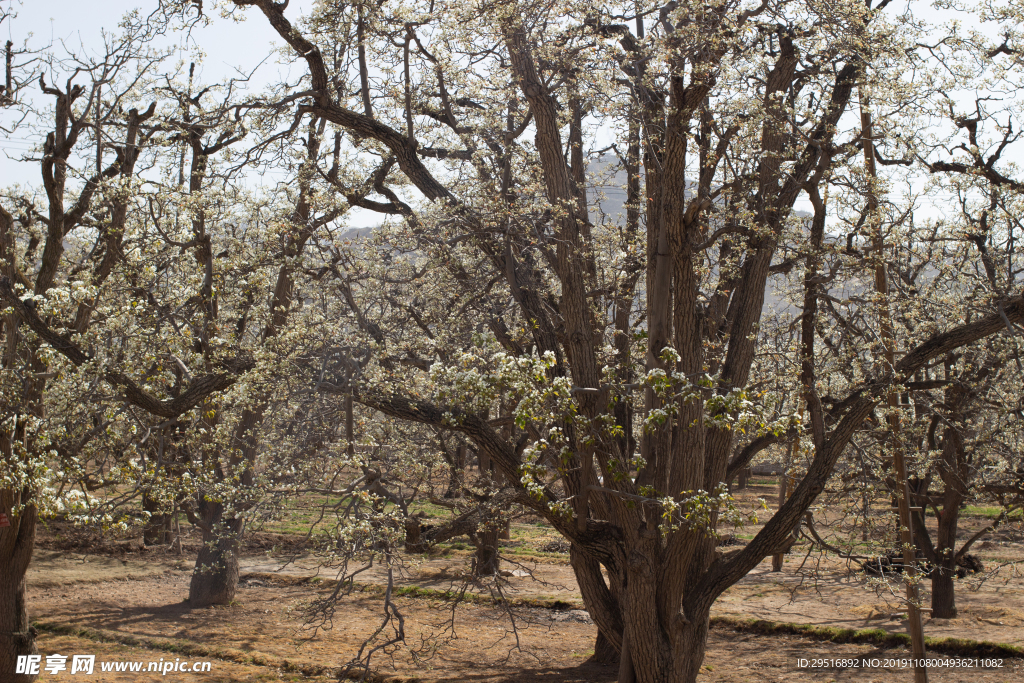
259 494 568 555
257 493 355 536
407 499 456 518
962 506 1023 521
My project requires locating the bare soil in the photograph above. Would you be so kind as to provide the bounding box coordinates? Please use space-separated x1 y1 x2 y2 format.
30 570 1024 683
27 497 1024 682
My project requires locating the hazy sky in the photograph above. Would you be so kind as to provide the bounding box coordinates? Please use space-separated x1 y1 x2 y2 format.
0 0 999 220
0 0 310 186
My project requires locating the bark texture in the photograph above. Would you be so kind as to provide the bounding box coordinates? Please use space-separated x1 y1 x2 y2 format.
235 2 1024 681
188 503 242 607
143 494 172 546
0 505 37 683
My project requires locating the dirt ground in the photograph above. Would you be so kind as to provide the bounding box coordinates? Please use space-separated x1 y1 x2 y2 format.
25 551 1023 681
25 490 1023 682
28 570 1024 683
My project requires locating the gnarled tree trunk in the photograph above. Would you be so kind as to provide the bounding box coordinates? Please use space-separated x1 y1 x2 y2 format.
472 526 501 576
570 547 623 666
188 501 242 606
930 562 957 619
0 503 38 683
142 493 172 546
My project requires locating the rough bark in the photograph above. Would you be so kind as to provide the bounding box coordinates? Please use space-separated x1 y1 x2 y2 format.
472 526 501 576
142 494 172 546
592 630 619 665
0 505 37 683
240 4 1024 682
444 443 466 499
930 563 957 619
187 502 242 606
570 546 624 659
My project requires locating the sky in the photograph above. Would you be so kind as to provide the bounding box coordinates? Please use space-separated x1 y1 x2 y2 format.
0 0 309 185
0 0 1008 222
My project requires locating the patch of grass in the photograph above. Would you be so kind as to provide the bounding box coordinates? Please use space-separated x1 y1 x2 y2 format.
962 506 1023 521
407 500 454 518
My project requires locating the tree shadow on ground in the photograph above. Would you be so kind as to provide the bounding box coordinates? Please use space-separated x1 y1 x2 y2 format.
430 656 617 682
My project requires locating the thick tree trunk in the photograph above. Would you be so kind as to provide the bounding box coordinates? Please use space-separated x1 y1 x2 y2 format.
472 526 500 576
620 585 712 683
0 505 38 683
404 517 425 553
569 546 624 663
930 563 957 618
671 615 711 683
142 493 171 546
592 629 619 665
188 502 242 606
444 443 466 499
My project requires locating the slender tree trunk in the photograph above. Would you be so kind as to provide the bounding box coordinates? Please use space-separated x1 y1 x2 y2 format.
0 504 38 682
737 467 749 490
772 468 790 572
617 631 636 683
171 502 183 556
929 500 961 619
188 501 242 606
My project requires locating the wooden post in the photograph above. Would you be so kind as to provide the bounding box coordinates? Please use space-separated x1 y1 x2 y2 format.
345 393 355 460
171 500 183 556
862 99 928 683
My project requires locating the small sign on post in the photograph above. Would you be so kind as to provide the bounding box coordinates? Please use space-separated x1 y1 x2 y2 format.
0 512 10 528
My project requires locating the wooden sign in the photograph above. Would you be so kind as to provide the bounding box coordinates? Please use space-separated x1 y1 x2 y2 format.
0 513 10 528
